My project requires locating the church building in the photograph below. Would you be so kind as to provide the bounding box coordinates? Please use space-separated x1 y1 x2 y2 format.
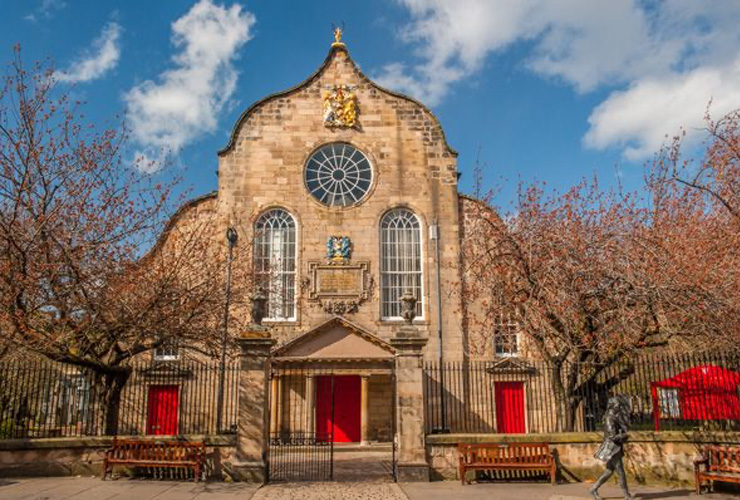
165 31 519 448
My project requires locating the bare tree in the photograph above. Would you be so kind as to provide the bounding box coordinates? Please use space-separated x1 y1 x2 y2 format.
459 172 729 430
0 48 252 433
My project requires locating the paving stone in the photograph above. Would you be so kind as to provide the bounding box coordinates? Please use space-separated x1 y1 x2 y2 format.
400 481 737 500
7 475 740 500
0 478 257 500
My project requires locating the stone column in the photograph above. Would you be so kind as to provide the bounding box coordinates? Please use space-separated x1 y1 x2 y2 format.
360 375 370 445
269 375 279 436
391 324 429 481
276 375 284 437
306 374 316 435
232 328 275 483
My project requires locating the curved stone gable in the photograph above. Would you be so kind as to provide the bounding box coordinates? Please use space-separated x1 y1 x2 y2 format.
218 44 457 159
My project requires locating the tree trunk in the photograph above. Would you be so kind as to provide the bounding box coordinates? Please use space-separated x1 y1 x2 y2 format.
97 368 132 436
551 361 581 432
550 362 573 432
552 358 634 433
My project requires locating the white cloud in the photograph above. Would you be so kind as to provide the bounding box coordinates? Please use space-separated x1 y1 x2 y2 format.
380 0 740 159
25 0 67 23
124 0 255 171
376 0 540 105
585 57 740 161
55 22 121 83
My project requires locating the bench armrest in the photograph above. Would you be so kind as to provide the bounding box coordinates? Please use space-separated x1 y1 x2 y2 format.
694 456 709 471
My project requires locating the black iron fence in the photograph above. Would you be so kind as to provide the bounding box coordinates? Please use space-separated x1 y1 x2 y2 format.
424 353 740 435
268 365 336 482
266 363 397 482
0 358 239 439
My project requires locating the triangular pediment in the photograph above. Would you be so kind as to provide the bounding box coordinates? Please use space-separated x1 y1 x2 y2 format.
486 357 537 375
273 317 394 361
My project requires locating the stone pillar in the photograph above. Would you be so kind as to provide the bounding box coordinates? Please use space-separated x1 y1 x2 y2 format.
391 325 429 481
360 374 370 445
306 374 316 435
232 328 275 483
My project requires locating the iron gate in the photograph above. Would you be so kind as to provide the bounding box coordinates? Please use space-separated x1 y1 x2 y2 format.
266 364 396 482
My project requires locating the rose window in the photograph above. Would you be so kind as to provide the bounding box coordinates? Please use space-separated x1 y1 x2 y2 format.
304 143 373 207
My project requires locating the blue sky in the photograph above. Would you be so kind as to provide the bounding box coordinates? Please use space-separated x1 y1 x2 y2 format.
3 0 740 211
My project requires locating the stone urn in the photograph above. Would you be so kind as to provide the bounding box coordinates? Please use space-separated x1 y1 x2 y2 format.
251 286 267 325
400 290 417 324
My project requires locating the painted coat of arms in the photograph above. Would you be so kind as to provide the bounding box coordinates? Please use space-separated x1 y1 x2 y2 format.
323 85 359 128
327 236 351 262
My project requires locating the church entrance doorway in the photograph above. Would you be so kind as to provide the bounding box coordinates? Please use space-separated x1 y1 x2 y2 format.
266 365 396 482
316 375 361 443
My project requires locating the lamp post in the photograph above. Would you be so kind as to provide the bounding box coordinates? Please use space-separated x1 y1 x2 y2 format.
217 226 238 433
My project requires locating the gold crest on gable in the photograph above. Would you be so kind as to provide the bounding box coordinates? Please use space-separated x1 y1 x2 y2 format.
323 85 359 129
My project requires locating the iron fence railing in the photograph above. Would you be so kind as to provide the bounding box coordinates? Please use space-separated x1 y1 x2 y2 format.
0 358 239 439
424 353 740 435
4 351 740 440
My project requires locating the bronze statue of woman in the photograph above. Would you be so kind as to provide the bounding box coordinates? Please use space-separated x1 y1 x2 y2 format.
590 395 634 500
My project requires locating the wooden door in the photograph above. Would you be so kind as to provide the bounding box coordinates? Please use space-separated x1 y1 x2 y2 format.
147 385 179 435
495 382 525 434
316 375 361 443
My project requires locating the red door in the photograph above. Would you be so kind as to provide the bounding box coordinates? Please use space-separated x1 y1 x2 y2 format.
495 382 525 434
147 385 179 435
315 376 361 443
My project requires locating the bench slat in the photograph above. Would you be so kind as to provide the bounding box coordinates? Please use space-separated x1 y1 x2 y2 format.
103 439 205 482
695 445 740 495
458 442 556 486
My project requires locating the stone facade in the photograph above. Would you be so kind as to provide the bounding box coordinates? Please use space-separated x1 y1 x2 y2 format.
172 42 470 362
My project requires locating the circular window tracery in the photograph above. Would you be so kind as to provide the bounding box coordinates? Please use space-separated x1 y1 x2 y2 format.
304 143 373 207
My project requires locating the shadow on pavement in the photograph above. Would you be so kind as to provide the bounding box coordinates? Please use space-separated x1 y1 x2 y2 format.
637 490 694 499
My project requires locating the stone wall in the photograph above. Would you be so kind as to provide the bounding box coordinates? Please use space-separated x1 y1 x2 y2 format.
367 374 393 442
0 436 236 479
427 432 740 485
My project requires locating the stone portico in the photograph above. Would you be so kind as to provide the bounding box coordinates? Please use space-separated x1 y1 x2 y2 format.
270 317 395 445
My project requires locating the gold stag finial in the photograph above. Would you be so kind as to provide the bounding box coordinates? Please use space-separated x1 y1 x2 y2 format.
332 23 345 47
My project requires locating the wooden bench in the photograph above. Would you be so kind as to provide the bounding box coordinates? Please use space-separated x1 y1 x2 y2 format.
102 438 206 481
458 443 556 485
694 445 740 494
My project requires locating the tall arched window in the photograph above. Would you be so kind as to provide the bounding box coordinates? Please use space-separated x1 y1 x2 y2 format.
254 209 297 321
380 208 423 320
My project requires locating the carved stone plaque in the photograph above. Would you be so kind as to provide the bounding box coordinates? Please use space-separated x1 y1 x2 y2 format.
318 268 360 295
308 261 369 301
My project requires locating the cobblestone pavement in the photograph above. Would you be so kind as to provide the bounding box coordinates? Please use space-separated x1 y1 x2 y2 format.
255 450 404 500
252 482 407 500
332 450 394 481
